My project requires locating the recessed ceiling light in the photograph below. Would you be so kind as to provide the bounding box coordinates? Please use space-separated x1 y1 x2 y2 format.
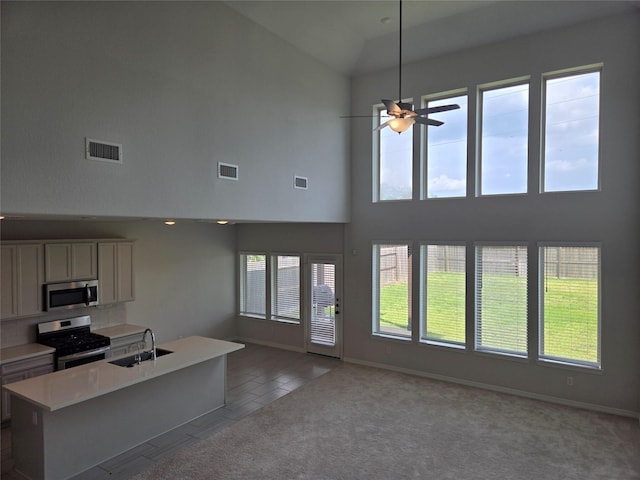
164 220 176 226
216 220 229 225
0 216 4 220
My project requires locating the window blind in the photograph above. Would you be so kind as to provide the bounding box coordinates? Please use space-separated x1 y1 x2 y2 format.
239 254 266 317
475 245 528 356
271 255 300 322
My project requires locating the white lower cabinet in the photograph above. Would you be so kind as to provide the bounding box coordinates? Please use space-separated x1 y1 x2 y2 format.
1 354 54 422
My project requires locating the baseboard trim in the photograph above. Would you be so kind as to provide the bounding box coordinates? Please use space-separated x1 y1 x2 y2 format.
343 356 640 421
231 337 306 354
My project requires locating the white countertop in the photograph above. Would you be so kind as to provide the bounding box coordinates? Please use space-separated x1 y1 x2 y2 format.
0 343 55 365
94 323 147 339
3 336 244 412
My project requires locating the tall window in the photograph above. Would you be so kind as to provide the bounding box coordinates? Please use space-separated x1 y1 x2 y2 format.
376 102 413 201
542 69 600 192
479 81 529 195
271 255 300 323
239 253 266 317
420 244 466 346
423 93 468 199
475 245 528 356
373 243 412 338
539 245 600 368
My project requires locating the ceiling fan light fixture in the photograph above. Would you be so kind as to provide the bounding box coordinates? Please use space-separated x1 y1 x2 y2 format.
388 117 414 133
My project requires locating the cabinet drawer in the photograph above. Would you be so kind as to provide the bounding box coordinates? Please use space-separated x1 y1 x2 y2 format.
1 354 55 375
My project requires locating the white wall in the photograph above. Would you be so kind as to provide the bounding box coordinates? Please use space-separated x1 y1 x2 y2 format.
1 220 236 347
0 1 350 223
345 13 640 414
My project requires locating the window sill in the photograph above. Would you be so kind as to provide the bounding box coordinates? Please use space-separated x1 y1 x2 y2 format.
372 332 411 342
419 339 466 351
473 349 529 363
537 358 603 374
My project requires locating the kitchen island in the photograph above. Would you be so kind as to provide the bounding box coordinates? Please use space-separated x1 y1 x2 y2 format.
4 336 244 480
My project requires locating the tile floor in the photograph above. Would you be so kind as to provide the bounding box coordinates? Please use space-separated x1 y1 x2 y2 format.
0 343 341 480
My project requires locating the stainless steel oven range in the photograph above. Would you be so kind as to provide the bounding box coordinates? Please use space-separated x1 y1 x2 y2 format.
37 315 111 370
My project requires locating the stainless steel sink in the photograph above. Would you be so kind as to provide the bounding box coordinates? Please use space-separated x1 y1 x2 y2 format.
108 348 173 367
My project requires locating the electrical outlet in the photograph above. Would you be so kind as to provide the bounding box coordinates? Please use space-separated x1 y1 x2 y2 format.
566 376 574 386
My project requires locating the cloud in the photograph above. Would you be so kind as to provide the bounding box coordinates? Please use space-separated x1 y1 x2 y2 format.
546 157 592 172
429 174 466 192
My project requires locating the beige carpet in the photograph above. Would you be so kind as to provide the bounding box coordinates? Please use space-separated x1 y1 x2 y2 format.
133 364 640 480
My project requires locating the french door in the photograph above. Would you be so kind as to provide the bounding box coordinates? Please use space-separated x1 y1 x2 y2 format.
304 255 342 358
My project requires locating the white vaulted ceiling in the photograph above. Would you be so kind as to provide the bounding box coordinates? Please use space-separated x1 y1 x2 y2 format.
224 0 640 75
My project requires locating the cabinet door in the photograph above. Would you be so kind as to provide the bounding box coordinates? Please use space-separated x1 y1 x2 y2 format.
98 242 135 305
117 242 135 302
45 242 97 282
45 243 72 282
17 244 44 316
98 243 118 304
1 244 43 320
72 243 97 280
1 246 18 319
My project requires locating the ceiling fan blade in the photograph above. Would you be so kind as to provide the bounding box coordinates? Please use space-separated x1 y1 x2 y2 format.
374 120 392 131
414 117 444 127
382 99 403 116
414 104 460 115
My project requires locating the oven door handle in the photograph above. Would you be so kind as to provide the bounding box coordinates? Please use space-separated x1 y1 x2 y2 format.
59 346 111 361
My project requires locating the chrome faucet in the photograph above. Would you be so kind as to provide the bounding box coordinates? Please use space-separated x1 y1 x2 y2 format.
142 328 156 360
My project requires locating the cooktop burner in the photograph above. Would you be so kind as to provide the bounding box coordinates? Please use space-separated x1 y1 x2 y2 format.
37 315 110 357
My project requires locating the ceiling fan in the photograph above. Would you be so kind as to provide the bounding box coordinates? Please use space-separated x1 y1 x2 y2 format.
343 0 460 134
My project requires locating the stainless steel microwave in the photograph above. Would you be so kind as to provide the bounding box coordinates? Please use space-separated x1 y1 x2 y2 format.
44 280 99 311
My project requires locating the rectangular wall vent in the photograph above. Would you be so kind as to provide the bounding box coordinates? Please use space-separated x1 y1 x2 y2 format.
86 138 123 164
294 175 308 190
218 162 239 180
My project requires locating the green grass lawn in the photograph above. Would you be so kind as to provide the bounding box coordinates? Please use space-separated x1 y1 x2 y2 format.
379 273 598 363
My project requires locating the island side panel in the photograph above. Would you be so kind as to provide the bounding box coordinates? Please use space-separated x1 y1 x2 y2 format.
11 398 45 480
12 356 226 480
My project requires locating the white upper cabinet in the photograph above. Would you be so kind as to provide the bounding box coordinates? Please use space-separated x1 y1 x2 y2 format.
45 242 97 283
1 243 44 320
98 241 135 305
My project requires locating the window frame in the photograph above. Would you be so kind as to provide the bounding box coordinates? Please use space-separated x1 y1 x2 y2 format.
420 89 469 200
270 253 302 324
372 241 413 340
373 98 414 203
538 242 601 370
540 65 602 194
238 251 302 324
474 243 529 359
239 251 267 319
419 242 467 349
476 77 530 197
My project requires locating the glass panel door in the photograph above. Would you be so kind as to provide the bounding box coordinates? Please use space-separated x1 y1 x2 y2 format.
305 255 342 358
